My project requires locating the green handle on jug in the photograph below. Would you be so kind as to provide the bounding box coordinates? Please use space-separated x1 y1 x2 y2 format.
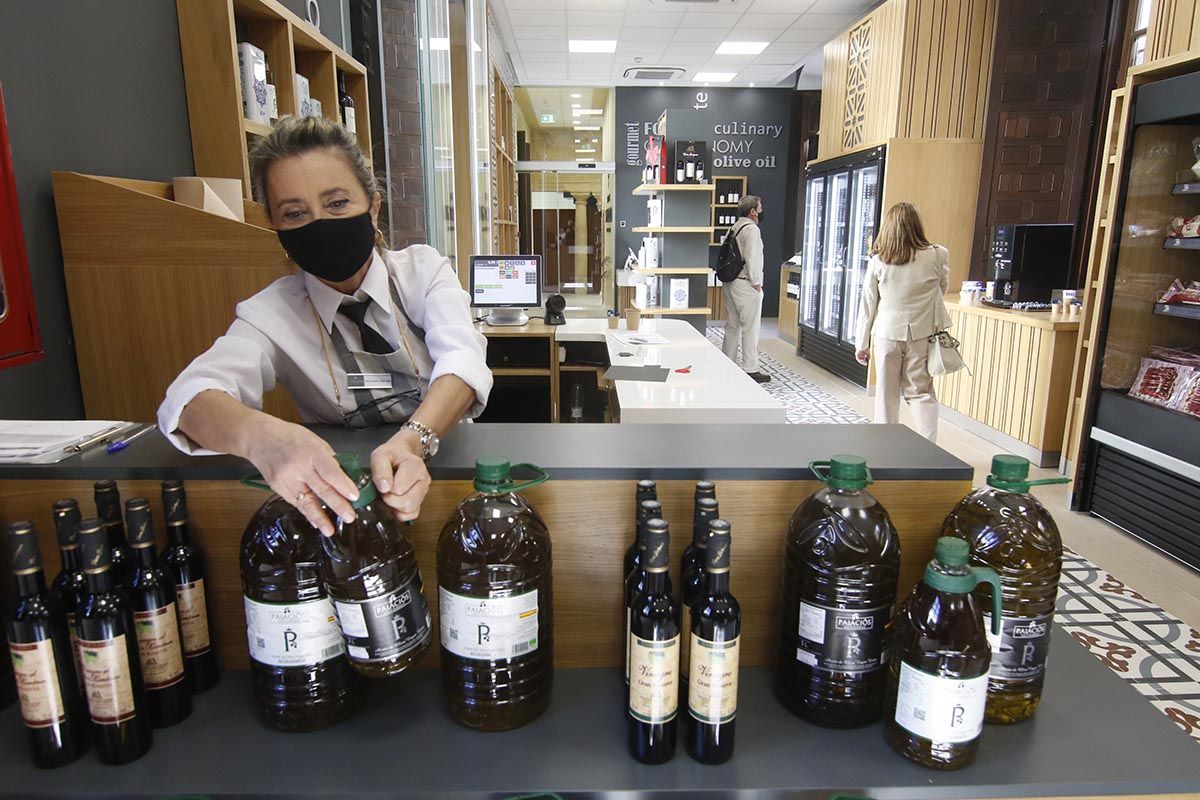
239 472 271 491
971 566 1003 637
809 461 831 483
509 463 550 493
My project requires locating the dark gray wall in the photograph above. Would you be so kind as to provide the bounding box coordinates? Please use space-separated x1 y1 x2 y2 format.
614 87 797 314
279 0 349 49
0 1 194 418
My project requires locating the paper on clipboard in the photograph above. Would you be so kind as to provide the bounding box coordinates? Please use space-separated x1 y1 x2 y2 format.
0 420 140 464
614 332 669 347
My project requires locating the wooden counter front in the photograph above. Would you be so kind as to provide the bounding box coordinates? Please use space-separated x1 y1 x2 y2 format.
933 298 1080 466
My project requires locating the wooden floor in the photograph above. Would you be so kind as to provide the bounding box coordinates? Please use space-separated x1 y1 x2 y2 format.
758 327 1200 632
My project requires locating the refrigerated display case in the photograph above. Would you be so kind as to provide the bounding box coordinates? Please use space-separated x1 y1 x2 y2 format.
796 146 884 386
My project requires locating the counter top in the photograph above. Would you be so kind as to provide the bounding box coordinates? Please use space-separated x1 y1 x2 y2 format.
1 628 1195 799
489 318 786 424
945 297 1081 331
0 422 971 482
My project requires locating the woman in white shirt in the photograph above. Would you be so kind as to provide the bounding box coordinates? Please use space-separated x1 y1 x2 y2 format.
158 116 491 536
853 203 950 442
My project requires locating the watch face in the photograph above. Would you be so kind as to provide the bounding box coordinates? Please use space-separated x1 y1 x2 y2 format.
426 436 440 457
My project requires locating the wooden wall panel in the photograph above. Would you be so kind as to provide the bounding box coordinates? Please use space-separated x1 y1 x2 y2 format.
0 478 972 672
897 0 998 139
1149 0 1200 60
969 0 1112 280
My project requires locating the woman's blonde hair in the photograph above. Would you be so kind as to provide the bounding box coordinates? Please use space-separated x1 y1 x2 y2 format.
248 115 377 216
870 202 931 265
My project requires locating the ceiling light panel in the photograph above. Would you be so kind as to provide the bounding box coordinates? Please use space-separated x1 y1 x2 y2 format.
573 125 601 131
569 39 617 53
716 41 769 55
571 108 604 115
694 72 737 82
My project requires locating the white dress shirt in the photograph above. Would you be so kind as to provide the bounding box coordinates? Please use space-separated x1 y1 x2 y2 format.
158 245 491 456
855 244 952 346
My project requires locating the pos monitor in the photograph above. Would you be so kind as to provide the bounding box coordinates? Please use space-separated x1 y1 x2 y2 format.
470 254 542 326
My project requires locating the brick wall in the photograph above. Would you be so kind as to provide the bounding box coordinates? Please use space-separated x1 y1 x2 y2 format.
381 0 427 248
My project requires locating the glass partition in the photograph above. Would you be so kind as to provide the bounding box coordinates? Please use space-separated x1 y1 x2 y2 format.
819 171 849 337
416 0 455 266
800 175 825 327
841 163 879 343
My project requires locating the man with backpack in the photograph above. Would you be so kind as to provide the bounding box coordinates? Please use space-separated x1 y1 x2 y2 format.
716 194 770 384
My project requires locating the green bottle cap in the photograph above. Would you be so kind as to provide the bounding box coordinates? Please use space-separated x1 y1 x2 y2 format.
935 536 969 568
336 452 377 509
923 536 1003 636
810 455 872 489
473 457 549 494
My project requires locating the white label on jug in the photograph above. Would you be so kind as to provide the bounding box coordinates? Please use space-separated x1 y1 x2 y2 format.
439 587 539 661
243 596 345 668
893 661 987 744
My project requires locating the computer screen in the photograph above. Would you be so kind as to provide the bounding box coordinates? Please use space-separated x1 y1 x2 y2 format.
469 255 542 308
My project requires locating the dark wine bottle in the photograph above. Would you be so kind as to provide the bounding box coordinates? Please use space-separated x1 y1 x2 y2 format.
160 480 220 693
125 499 191 728
337 70 356 134
681 493 719 695
76 518 152 764
5 521 88 768
625 498 664 686
685 520 740 764
623 480 657 579
50 499 88 695
627 518 679 765
93 481 133 590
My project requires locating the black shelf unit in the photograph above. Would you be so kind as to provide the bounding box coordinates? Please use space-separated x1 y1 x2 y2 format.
1153 302 1200 320
1170 181 1200 195
1162 236 1200 250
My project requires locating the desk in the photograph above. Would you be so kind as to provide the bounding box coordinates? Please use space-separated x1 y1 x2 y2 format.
932 299 1081 467
477 319 785 424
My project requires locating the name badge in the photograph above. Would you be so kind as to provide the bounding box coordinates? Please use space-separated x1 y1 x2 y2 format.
347 373 393 390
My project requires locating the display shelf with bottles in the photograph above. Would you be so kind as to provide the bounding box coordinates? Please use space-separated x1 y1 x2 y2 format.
490 66 518 254
176 0 371 199
710 176 748 246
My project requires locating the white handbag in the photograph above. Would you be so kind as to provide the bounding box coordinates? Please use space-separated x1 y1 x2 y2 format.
926 251 969 376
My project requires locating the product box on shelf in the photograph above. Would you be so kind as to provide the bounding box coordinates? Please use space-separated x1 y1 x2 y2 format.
670 278 689 310
674 140 708 184
237 42 270 124
295 74 312 118
645 135 668 184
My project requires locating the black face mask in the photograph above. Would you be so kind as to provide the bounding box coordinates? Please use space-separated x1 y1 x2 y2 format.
277 211 375 283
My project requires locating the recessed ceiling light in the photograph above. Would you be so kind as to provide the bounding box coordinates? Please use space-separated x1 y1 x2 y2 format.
573 125 601 131
570 92 582 99
576 157 596 162
576 149 596 155
658 81 664 86
571 103 581 108
749 82 755 87
569 40 616 53
574 138 581 143
716 41 768 56
572 108 604 115
695 72 736 83
591 138 598 143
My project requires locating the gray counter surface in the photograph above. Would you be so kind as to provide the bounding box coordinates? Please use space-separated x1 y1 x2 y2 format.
1 628 1195 799
0 423 973 482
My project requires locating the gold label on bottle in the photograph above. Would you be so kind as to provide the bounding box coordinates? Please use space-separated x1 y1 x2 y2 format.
628 634 679 723
78 634 137 725
134 604 186 689
10 639 67 728
66 612 86 693
687 634 739 724
176 579 212 656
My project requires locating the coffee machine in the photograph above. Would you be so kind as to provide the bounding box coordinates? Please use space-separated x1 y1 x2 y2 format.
988 224 1074 304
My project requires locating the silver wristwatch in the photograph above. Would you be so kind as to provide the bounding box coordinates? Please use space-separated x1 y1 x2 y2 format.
401 420 440 461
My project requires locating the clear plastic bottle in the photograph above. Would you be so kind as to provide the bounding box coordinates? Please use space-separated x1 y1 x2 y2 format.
437 458 552 731
941 454 1068 724
777 456 901 727
884 538 1002 770
321 454 432 678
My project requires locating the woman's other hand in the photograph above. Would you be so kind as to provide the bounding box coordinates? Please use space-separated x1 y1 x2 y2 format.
855 349 871 365
369 431 431 523
245 419 360 536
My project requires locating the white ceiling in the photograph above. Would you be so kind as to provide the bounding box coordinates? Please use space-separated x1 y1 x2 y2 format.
520 87 611 130
489 0 881 88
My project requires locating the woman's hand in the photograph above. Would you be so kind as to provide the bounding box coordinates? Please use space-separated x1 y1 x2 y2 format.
369 431 431 523
245 419 360 537
855 349 871 365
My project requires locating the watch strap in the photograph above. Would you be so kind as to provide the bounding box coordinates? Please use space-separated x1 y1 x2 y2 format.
401 420 438 461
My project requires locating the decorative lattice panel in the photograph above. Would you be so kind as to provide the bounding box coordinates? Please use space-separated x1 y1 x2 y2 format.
842 19 872 150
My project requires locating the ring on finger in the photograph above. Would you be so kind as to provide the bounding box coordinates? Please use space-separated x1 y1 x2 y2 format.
296 490 309 503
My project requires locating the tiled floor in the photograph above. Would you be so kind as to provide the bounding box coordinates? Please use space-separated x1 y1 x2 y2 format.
721 322 1200 742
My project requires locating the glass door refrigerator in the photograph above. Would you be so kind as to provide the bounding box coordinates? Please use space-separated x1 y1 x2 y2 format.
796 146 885 386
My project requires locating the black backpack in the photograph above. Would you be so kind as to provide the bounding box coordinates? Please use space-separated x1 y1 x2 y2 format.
715 222 749 283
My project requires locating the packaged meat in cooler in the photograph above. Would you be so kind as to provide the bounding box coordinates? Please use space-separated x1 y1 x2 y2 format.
1169 370 1200 418
1157 278 1200 305
1168 216 1200 237
1150 345 1200 368
1128 358 1194 407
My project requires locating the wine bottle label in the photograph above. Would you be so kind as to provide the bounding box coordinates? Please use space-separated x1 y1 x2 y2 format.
628 634 679 724
343 106 356 134
796 601 891 674
681 605 693 680
133 603 186 689
687 634 739 724
78 634 137 725
10 639 67 729
244 596 346 668
66 612 86 693
176 579 213 656
439 587 538 661
894 661 987 744
334 573 431 663
983 612 1053 680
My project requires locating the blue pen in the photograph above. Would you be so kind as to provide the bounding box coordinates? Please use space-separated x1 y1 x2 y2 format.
105 425 153 454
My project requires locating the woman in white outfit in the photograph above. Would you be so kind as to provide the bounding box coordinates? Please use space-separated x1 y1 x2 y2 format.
854 203 950 442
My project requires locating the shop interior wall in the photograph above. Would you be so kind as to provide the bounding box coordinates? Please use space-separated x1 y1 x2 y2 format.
0 0 195 419
968 0 1114 283
378 0 429 249
279 0 350 48
614 87 798 314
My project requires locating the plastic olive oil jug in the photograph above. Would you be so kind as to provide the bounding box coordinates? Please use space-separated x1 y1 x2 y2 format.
884 538 1002 770
941 454 1068 724
777 456 901 727
438 458 553 731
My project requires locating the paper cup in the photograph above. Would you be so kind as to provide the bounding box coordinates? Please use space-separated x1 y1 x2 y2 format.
625 309 641 331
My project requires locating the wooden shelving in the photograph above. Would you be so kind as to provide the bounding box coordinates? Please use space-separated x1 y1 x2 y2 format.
490 65 518 253
633 226 714 234
177 0 370 199
632 183 715 195
711 176 748 245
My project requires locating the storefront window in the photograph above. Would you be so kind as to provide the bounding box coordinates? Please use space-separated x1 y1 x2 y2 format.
1130 0 1150 67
